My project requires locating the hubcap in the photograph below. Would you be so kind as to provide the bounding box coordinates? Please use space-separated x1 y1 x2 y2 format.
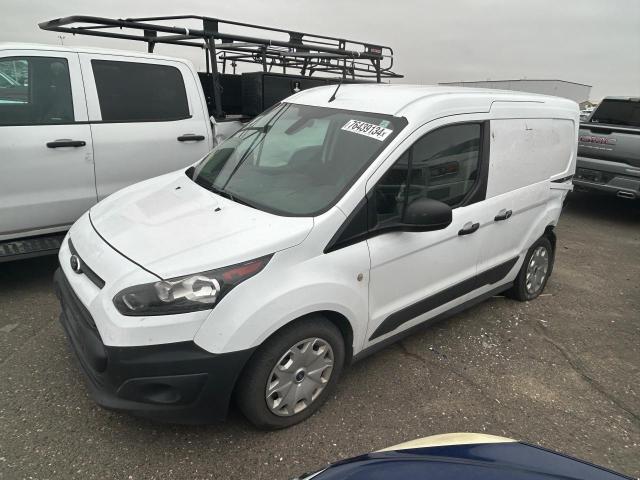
525 246 549 295
265 337 334 417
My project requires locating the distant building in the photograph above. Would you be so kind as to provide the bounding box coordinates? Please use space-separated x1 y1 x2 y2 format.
579 100 598 110
438 79 591 103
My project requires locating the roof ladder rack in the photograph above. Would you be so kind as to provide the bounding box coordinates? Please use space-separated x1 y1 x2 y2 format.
39 15 403 118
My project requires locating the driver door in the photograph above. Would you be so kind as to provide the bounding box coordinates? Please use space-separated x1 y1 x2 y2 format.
365 118 490 345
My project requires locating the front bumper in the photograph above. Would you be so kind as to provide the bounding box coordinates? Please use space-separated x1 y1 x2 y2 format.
54 268 255 424
574 156 640 198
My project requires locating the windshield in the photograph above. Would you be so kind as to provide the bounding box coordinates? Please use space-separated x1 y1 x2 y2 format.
590 99 640 127
191 103 406 216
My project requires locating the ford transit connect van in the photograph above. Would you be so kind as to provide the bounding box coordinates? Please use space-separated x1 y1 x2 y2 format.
54 84 578 428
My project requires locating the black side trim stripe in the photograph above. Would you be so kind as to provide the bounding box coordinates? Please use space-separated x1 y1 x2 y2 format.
369 256 519 340
552 175 574 183
354 282 512 363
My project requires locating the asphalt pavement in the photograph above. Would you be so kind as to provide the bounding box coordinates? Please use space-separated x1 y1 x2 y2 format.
1 191 638 480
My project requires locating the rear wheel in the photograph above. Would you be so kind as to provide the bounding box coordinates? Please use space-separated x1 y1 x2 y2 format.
235 316 345 429
507 236 554 301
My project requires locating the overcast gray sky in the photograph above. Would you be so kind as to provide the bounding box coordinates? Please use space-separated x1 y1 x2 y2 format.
1 0 638 101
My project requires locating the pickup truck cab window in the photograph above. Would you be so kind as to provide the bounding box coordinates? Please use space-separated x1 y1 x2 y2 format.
91 59 190 122
0 56 73 125
192 103 406 216
588 98 640 127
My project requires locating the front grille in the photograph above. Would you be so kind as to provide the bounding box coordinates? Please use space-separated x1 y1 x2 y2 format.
68 239 105 289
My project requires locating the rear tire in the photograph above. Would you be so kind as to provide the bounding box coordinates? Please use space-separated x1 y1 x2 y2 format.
507 236 554 301
235 315 345 430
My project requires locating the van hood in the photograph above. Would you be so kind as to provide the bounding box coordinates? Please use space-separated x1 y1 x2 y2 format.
89 172 313 279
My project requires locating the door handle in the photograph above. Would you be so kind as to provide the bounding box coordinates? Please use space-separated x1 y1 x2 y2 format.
494 209 513 221
177 134 205 142
46 139 86 148
458 222 480 236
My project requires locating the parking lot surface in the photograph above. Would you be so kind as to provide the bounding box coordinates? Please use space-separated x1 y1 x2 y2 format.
0 191 638 480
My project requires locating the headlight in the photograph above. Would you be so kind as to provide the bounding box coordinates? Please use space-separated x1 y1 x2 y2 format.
113 255 272 316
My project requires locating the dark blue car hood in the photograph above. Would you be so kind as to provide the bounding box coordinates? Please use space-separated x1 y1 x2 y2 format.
307 441 631 480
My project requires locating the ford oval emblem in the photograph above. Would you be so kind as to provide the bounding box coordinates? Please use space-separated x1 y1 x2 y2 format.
70 255 82 273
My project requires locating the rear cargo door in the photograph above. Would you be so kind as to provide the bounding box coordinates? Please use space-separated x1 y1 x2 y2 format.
476 116 575 281
79 54 212 200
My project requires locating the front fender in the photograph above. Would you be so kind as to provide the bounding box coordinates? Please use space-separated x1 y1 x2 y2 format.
193 241 370 355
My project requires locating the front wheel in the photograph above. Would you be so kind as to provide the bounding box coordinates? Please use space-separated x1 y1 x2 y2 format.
507 236 554 301
235 316 345 429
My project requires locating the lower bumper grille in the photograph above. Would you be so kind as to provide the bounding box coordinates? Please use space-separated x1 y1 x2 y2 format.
54 269 107 375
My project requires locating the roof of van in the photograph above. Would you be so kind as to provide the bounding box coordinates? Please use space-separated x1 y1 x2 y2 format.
0 42 187 64
287 83 578 120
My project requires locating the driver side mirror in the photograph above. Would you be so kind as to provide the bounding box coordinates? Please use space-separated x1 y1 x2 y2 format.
403 198 452 231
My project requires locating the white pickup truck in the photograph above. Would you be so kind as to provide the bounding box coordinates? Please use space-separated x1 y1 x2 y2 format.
0 43 240 260
0 15 398 262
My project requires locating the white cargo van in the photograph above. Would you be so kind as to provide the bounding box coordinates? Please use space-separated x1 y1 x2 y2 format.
54 84 578 428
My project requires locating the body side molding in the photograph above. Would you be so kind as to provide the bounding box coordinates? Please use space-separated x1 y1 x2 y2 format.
369 256 518 340
355 282 512 362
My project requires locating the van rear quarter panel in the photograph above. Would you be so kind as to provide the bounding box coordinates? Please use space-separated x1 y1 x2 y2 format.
487 117 576 197
477 104 578 276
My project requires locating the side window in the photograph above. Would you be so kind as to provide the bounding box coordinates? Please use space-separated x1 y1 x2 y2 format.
373 123 482 226
92 60 190 122
0 57 74 126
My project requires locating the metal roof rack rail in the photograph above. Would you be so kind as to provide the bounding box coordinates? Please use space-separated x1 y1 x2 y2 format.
39 15 402 118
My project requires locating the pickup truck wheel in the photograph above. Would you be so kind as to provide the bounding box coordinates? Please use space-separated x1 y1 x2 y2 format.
507 236 554 301
235 316 345 430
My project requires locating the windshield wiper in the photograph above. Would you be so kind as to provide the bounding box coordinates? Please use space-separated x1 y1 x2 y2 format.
194 176 258 209
194 176 231 198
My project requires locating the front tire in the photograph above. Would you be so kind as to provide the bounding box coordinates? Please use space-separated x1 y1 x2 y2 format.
235 316 345 429
507 236 554 301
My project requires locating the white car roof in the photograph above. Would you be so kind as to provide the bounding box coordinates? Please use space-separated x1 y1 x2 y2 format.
286 83 577 122
0 42 187 64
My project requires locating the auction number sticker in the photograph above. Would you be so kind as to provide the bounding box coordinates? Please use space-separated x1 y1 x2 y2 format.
341 119 393 141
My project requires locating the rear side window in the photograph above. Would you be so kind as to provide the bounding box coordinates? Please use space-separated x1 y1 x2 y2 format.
373 123 482 226
590 99 640 127
91 60 190 122
0 56 74 126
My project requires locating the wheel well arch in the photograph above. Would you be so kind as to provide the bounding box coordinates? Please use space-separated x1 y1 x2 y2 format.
266 310 354 365
230 309 355 401
256 310 355 361
243 309 355 368
316 310 355 364
544 224 557 251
